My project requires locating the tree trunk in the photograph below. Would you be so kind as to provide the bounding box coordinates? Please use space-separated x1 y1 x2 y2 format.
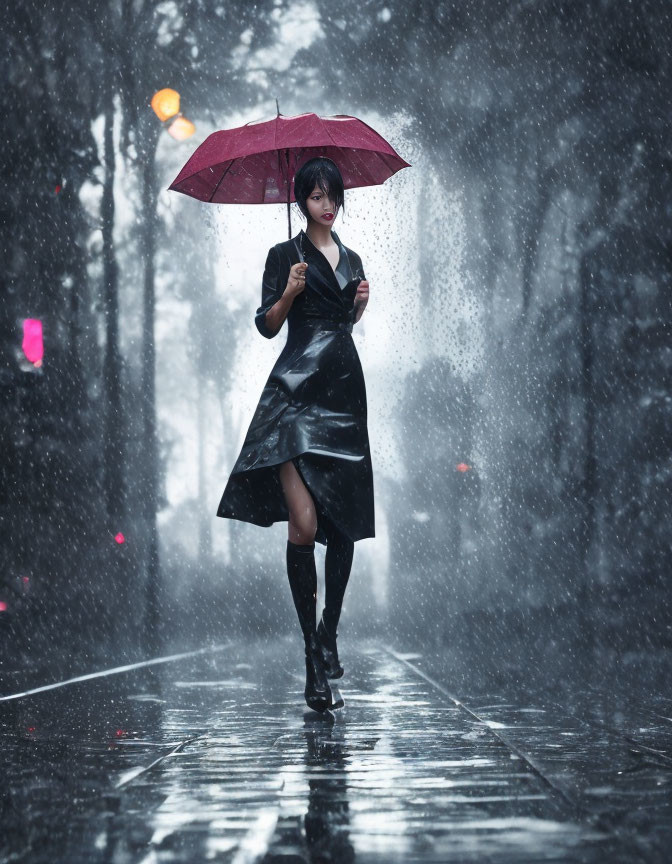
576 246 598 649
140 120 161 650
101 52 125 522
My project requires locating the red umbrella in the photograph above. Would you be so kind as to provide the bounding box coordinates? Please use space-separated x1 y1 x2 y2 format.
167 106 411 237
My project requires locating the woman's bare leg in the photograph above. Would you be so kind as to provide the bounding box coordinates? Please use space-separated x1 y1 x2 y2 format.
278 459 318 545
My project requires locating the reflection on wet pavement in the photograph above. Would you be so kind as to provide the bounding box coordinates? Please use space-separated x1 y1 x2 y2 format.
1 637 670 862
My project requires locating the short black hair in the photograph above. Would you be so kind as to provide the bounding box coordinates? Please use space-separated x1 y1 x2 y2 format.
293 157 345 223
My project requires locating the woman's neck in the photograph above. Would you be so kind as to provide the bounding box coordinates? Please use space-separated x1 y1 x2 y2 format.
305 220 335 248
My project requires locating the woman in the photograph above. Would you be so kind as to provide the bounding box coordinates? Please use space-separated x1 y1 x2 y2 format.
217 156 374 712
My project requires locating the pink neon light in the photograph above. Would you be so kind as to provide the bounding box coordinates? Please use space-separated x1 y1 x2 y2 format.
22 319 44 364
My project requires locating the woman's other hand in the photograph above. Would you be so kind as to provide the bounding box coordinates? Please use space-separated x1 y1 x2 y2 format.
354 279 369 321
286 262 308 298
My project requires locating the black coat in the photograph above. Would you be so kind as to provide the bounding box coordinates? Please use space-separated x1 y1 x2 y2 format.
216 228 375 546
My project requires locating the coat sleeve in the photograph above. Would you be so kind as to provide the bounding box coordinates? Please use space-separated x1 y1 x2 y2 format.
254 245 286 339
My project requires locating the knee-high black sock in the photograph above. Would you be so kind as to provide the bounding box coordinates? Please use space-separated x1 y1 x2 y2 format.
323 528 354 636
286 539 318 642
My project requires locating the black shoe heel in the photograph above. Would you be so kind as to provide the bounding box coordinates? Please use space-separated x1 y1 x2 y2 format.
304 634 333 712
316 612 344 679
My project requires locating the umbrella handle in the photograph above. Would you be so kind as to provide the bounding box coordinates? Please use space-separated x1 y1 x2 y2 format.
293 234 305 263
285 145 292 239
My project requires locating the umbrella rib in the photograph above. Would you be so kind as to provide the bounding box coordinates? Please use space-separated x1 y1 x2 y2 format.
318 116 380 187
320 114 340 149
208 160 234 203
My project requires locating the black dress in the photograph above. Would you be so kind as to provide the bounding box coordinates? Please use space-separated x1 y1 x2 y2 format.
216 228 375 546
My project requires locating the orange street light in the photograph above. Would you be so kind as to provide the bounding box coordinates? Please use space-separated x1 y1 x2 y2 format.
151 88 180 121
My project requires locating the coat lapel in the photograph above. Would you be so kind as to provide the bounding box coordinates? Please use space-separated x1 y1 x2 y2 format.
293 229 360 308
332 230 363 306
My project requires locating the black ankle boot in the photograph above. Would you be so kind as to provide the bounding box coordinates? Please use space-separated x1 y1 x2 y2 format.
286 540 333 712
316 611 344 679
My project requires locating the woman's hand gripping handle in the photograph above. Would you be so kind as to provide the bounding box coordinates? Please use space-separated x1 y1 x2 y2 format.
262 262 308 337
285 262 308 299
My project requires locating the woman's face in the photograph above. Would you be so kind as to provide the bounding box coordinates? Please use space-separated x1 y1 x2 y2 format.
306 183 337 226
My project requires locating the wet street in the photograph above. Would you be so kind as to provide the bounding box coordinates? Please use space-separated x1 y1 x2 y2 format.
1 636 671 863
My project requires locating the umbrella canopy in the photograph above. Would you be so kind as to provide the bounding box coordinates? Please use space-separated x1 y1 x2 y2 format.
167 111 410 235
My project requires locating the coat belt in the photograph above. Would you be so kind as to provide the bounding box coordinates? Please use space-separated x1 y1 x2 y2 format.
295 318 353 333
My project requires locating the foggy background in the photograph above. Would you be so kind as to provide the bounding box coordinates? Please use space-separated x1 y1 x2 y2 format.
2 0 670 669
